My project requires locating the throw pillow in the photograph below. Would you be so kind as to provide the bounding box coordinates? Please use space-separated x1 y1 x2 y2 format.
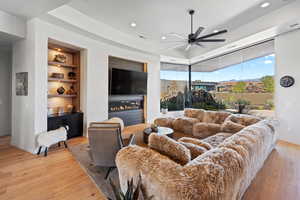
178 137 213 150
179 142 207 159
148 133 191 165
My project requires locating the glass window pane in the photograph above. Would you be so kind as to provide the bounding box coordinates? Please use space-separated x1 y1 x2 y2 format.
160 64 188 111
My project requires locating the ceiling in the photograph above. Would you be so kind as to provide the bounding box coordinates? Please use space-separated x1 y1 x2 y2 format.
68 0 294 57
0 0 71 19
0 0 297 62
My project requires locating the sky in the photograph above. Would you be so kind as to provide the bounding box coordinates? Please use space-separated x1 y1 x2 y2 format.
160 54 275 82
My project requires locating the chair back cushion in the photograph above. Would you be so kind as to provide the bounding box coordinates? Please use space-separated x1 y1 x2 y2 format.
148 133 191 165
105 117 125 131
88 126 122 167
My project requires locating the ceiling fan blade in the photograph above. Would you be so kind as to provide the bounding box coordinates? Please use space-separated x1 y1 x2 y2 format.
198 39 226 42
168 33 186 40
195 43 205 47
161 40 187 44
193 27 204 39
196 29 228 40
185 44 192 51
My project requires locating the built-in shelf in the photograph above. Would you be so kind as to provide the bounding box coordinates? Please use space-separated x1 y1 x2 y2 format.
48 94 77 98
48 78 77 83
48 61 78 68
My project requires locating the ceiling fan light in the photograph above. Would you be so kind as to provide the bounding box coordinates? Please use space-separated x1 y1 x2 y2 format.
260 2 270 8
130 22 137 27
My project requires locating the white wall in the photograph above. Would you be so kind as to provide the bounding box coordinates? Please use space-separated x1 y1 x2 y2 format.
12 18 161 153
11 20 36 151
275 29 300 145
0 10 26 38
0 49 12 136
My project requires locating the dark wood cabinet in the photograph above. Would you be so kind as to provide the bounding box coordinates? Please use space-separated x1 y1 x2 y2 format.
47 112 83 139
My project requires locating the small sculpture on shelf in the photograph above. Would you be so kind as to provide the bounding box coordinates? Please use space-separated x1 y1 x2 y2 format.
66 86 76 95
66 104 74 113
57 86 65 95
54 54 67 63
68 71 76 80
50 73 64 79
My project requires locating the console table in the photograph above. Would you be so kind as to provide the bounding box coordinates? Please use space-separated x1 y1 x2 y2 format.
47 112 83 139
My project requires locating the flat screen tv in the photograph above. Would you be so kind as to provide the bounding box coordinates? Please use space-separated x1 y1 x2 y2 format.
110 68 147 95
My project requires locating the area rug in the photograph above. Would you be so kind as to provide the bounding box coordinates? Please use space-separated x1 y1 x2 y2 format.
69 144 119 199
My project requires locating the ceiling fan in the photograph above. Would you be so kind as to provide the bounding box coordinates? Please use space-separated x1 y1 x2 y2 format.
164 9 228 51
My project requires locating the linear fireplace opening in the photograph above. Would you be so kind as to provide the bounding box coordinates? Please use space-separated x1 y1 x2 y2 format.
108 96 144 126
109 99 143 113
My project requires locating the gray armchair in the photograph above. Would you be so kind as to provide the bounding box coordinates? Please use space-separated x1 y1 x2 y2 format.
88 121 135 179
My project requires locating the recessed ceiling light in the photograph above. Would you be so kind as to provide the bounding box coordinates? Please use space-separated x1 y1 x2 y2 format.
130 22 137 27
161 36 167 40
260 2 270 8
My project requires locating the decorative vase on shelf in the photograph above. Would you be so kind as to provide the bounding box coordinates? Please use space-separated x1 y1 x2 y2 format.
68 72 76 80
54 54 67 63
66 104 74 113
66 86 76 95
57 86 65 95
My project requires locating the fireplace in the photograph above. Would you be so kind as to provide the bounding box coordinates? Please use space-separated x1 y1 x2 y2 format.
108 96 144 126
109 99 142 112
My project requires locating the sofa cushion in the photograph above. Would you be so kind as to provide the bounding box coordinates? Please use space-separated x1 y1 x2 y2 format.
154 117 175 128
202 111 231 124
172 117 200 135
221 114 261 133
184 108 206 121
193 122 222 139
179 142 207 159
202 132 233 148
221 120 246 133
148 133 191 165
185 147 245 200
178 137 213 150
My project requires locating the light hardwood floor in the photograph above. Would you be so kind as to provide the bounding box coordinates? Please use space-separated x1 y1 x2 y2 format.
1 127 300 200
0 136 106 200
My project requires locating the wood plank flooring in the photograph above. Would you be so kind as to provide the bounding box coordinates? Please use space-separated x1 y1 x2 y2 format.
1 126 300 200
0 136 106 200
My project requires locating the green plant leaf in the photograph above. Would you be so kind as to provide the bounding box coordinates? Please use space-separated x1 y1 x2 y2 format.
109 178 122 200
133 175 142 200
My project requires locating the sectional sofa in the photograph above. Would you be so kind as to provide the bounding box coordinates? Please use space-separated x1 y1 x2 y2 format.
116 109 278 200
154 108 261 138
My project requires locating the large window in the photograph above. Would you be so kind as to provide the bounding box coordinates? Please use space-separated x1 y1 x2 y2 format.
160 64 188 111
160 40 275 114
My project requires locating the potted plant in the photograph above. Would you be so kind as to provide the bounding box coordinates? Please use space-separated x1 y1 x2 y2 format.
161 101 168 114
108 175 153 200
235 99 250 114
